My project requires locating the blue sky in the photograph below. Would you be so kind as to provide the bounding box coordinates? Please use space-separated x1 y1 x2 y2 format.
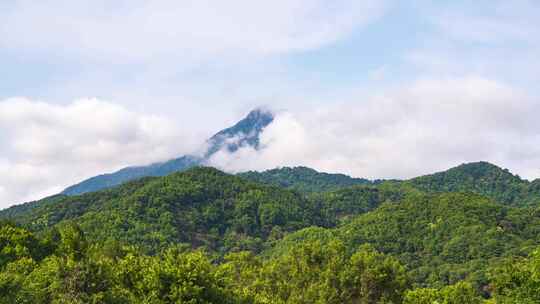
1 0 539 206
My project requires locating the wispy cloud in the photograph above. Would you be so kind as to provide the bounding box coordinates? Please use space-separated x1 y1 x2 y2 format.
406 0 540 88
0 0 388 62
433 0 539 45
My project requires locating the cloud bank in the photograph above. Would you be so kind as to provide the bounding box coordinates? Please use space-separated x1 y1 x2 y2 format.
2 76 540 208
208 76 540 180
0 98 195 206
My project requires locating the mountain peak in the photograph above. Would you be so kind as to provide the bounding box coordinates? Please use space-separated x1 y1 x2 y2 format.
61 108 275 195
409 161 528 205
412 161 519 181
229 107 274 134
204 108 274 157
245 107 274 121
446 161 518 179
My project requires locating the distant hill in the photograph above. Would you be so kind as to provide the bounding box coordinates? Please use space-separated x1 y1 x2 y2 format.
238 166 376 193
240 162 540 206
62 108 274 195
408 161 540 206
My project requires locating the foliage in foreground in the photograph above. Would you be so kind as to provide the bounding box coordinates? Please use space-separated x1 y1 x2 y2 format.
2 221 540 303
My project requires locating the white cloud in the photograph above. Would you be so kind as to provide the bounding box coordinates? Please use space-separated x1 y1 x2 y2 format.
2 1 540 209
2 76 540 209
0 0 387 62
208 76 540 180
0 97 195 207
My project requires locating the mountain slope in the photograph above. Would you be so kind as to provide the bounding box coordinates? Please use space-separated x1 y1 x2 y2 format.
62 155 201 195
2 171 406 253
269 190 540 291
338 191 540 288
4 167 318 254
61 108 274 196
2 194 538 303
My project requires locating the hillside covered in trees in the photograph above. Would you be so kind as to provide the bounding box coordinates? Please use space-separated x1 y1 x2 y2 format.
1 162 540 303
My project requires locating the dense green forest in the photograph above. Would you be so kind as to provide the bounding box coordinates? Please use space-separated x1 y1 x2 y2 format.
2 162 540 303
241 162 540 206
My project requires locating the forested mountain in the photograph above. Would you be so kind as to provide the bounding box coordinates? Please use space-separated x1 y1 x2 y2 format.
62 109 275 196
339 192 540 289
2 164 540 302
238 166 375 192
3 167 320 254
239 162 540 206
408 161 540 206
266 190 540 291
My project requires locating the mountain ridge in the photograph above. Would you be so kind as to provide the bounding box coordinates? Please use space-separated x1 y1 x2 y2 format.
238 166 376 193
61 108 275 196
3 161 536 229
5 160 536 215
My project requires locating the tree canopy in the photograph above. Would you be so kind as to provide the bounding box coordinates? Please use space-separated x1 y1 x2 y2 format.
2 164 540 302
